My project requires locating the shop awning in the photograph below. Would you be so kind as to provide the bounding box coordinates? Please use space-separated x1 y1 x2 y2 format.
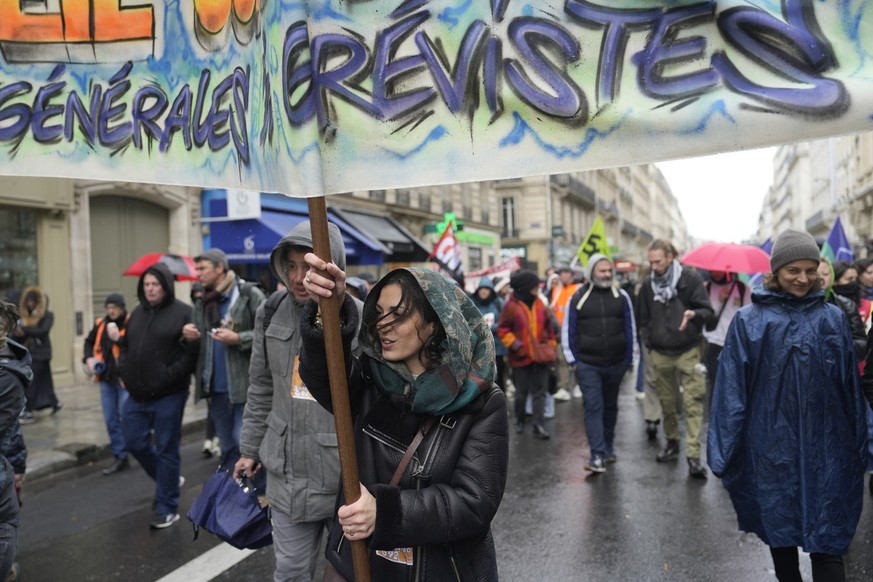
203 192 384 265
330 207 431 263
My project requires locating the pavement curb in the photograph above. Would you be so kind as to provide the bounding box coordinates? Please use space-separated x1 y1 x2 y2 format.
25 417 208 483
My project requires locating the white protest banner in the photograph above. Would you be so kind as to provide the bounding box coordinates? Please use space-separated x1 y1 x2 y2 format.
0 1 870 194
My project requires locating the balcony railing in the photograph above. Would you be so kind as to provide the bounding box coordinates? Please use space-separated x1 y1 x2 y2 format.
567 178 596 208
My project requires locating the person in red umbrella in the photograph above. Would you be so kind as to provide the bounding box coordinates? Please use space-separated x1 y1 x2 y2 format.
701 271 750 419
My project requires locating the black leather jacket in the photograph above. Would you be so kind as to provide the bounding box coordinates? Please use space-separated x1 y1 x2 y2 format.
300 297 508 582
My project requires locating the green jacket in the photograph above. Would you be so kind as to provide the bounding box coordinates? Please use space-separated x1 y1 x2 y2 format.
193 280 266 404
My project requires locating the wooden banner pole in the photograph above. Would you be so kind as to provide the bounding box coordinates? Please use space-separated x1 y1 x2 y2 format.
307 196 371 582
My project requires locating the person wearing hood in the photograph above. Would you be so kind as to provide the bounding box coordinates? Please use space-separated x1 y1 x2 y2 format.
562 254 638 473
233 220 362 582
0 300 29 580
83 293 131 476
709 229 867 582
817 258 866 361
471 276 508 391
14 286 61 423
118 263 198 530
637 239 714 479
498 270 558 439
830 260 873 332
299 254 508 581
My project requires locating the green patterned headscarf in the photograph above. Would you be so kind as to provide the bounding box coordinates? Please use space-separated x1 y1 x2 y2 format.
360 268 496 415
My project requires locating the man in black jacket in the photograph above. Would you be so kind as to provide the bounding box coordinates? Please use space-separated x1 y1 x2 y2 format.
119 263 198 529
563 254 637 474
638 240 714 479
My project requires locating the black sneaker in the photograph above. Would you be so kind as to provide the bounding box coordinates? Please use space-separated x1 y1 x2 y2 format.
51 401 64 416
656 440 680 462
645 420 659 441
585 456 606 473
532 423 550 440
102 457 129 476
150 512 180 530
687 457 708 480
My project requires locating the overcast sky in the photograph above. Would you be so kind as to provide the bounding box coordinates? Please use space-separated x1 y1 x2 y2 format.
656 147 777 244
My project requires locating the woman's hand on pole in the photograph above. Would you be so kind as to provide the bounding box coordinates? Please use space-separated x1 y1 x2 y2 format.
338 484 377 540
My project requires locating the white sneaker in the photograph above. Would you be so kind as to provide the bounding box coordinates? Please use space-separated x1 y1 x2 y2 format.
179 475 186 488
553 388 571 401
572 385 583 398
635 391 646 401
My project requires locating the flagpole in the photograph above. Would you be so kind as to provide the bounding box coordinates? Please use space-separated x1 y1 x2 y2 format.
307 196 372 582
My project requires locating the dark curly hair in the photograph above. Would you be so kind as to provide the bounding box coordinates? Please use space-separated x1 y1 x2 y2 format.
361 270 446 372
0 299 20 339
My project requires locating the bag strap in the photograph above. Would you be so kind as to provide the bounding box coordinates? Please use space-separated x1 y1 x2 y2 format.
712 280 738 326
390 417 436 487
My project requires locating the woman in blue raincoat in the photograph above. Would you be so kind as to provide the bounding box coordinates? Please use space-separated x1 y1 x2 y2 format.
708 229 867 582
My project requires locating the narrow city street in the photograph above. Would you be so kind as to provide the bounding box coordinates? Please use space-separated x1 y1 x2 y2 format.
17 385 873 581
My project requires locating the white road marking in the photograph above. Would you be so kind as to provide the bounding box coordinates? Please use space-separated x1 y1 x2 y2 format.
155 543 257 582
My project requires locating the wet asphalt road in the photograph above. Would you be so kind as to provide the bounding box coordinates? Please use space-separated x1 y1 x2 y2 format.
15 383 873 581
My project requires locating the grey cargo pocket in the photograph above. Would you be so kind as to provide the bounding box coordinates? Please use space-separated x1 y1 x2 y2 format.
312 432 340 493
265 322 294 377
259 413 289 480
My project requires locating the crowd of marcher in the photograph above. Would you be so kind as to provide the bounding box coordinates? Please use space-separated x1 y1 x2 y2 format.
2 224 873 582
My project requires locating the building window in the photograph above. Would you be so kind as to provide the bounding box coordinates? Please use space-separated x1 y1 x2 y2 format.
442 198 453 214
501 196 517 237
419 193 431 211
396 189 410 207
0 209 38 297
468 247 482 271
463 205 473 220
369 189 386 201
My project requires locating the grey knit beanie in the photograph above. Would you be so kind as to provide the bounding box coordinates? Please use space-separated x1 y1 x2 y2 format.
584 253 612 282
770 230 820 273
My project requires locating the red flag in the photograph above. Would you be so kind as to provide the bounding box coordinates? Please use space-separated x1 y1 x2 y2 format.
429 220 464 286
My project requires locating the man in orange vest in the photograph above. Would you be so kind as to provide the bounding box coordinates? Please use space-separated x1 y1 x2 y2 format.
83 293 130 476
550 265 580 401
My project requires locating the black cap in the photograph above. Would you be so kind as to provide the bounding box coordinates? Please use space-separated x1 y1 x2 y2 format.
105 293 126 308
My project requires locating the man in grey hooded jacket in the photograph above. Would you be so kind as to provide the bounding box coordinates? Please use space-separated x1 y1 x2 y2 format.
234 220 361 582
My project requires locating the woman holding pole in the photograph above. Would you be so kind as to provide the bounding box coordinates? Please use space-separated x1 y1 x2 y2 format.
300 254 509 581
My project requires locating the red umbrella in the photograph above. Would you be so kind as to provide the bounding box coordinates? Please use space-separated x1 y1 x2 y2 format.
123 253 199 281
680 243 771 274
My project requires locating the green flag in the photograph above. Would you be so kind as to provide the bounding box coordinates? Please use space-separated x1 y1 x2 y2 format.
577 216 611 267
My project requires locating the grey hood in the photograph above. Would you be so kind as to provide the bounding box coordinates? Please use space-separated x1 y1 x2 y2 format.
269 220 346 289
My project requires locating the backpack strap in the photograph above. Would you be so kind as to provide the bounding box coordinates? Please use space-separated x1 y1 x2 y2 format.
263 289 288 333
261 290 288 364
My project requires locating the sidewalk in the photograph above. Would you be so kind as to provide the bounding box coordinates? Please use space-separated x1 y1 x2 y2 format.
19 381 208 481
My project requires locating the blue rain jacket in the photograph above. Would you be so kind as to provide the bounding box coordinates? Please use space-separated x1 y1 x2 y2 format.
707 288 867 554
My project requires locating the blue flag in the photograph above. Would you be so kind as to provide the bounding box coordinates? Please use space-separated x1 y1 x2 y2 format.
821 217 854 263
